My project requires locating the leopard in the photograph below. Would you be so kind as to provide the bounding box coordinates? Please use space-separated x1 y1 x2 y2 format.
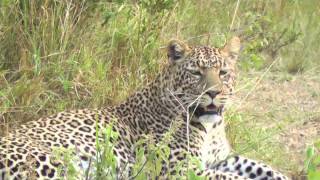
0 37 288 180
170 100 290 180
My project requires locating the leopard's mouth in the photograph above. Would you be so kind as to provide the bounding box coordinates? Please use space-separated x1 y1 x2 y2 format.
190 104 223 117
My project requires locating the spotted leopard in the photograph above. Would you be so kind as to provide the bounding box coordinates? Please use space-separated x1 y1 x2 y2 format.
0 37 287 179
170 106 290 180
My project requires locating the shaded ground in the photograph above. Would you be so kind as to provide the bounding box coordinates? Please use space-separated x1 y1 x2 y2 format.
231 70 320 178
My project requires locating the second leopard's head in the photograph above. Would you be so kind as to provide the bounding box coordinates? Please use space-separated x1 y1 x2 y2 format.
164 37 240 119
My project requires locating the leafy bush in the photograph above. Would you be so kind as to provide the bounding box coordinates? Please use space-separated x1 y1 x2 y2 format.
53 121 204 179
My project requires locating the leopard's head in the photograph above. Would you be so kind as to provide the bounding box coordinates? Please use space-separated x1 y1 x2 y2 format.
165 37 240 120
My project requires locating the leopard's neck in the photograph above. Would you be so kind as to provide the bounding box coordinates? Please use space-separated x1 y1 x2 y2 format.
111 66 184 134
196 115 231 167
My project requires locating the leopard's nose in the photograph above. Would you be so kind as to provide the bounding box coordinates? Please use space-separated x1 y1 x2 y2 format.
206 90 221 98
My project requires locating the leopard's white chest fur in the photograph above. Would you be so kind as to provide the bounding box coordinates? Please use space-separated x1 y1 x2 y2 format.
198 115 231 168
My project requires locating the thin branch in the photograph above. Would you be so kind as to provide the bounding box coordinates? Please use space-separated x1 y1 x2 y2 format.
229 0 241 33
129 159 148 180
85 157 92 180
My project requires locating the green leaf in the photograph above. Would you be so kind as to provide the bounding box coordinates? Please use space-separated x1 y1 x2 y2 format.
308 171 320 180
307 147 315 159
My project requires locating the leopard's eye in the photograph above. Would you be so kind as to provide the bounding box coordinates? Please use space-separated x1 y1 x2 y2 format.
219 70 228 76
188 69 202 77
189 70 202 76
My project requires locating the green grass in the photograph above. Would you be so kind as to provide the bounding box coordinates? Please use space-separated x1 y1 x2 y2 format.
305 141 320 180
1 0 320 179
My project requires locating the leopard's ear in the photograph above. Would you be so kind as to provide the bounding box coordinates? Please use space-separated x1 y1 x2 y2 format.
167 39 190 64
221 36 241 62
